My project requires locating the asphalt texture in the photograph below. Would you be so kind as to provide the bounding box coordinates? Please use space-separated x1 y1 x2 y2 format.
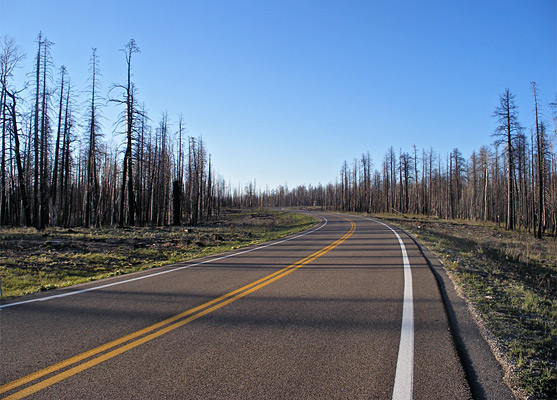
0 213 510 399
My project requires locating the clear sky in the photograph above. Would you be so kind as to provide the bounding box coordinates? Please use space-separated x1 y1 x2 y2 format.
0 1 555 190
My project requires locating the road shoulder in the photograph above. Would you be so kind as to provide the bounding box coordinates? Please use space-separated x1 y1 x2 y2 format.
401 228 516 400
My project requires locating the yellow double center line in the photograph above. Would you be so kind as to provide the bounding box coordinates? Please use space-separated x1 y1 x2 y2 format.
1 220 356 400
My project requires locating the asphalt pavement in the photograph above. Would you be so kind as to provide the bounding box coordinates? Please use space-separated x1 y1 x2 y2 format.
0 213 512 399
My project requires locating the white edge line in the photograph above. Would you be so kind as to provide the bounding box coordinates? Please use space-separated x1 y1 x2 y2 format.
0 216 328 310
357 216 414 400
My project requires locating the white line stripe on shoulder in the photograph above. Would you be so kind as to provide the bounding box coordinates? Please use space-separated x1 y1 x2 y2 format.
358 216 414 400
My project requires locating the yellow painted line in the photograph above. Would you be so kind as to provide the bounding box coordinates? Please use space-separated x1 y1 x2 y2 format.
1 220 356 400
0 239 329 395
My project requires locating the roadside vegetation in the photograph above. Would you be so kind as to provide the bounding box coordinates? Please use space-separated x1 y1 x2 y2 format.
0 209 316 300
376 213 556 400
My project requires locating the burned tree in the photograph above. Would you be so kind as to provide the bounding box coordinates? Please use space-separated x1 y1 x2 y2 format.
111 39 140 227
493 89 521 230
84 48 103 227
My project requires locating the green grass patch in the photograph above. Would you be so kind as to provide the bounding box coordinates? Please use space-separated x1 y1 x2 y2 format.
0 209 316 300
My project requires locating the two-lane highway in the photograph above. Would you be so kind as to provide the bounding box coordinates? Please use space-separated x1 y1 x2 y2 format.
1 213 472 399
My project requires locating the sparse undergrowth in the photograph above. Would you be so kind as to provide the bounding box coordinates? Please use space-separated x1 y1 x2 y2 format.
375 213 556 400
0 209 316 300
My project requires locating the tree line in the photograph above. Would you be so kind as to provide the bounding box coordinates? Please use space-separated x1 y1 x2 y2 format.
1 34 556 238
0 34 224 229
259 87 557 238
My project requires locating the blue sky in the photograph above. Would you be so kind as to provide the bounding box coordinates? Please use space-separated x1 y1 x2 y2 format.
0 1 555 189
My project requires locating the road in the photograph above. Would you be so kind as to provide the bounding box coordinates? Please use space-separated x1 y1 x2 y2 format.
0 213 502 399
